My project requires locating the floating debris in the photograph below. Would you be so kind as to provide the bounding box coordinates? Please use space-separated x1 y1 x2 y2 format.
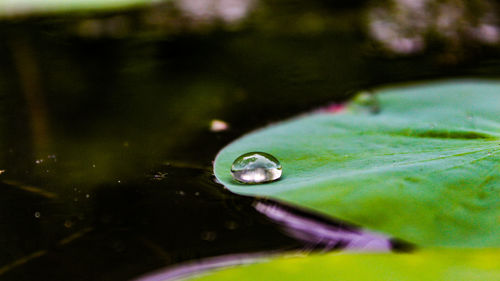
210 119 229 132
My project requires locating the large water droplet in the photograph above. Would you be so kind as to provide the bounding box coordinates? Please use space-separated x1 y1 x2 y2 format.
231 152 282 184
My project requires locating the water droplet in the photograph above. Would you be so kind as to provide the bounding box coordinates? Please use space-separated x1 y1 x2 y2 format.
34 211 41 218
231 152 282 184
350 91 380 114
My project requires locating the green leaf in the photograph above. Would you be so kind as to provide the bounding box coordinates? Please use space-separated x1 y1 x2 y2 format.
214 80 500 247
187 249 500 281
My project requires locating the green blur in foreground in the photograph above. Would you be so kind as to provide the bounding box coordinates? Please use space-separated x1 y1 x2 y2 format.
214 80 500 247
0 0 159 16
188 249 500 281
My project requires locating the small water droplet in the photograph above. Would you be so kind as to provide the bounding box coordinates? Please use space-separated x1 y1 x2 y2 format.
85 193 90 199
351 91 380 114
34 211 41 218
231 152 282 184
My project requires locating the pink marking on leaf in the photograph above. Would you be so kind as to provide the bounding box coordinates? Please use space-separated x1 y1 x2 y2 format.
320 103 346 114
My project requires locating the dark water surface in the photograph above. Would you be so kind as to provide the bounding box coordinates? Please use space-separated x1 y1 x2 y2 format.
2 4 500 280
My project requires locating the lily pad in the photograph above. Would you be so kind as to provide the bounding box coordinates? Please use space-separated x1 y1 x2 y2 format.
213 80 500 247
186 249 500 281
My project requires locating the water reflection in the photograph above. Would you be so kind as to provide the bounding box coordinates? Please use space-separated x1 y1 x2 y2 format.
133 200 414 281
133 252 269 281
255 201 413 252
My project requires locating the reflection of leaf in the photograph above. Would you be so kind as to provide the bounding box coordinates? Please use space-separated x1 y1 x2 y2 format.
214 80 500 247
187 249 500 281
